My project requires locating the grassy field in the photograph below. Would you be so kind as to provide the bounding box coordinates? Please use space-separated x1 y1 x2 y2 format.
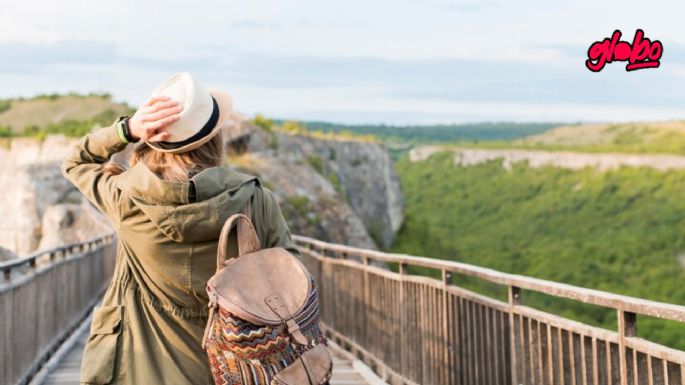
0 94 132 138
391 151 685 349
447 121 685 155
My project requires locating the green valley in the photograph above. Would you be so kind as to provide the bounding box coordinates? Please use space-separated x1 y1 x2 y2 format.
390 149 685 349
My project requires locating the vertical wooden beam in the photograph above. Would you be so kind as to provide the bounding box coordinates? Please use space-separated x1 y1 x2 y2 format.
536 321 543 385
486 307 495 385
509 286 521 385
442 270 451 385
399 262 408 381
547 323 554 385
606 340 613 385
581 335 587 385
528 317 535 384
591 337 598 385
632 349 638 385
558 327 565 385
362 254 370 359
618 310 637 385
466 299 473 384
501 310 509 385
569 332 577 385
458 296 465 385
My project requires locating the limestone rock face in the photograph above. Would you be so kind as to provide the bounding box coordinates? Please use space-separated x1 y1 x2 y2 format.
0 135 97 255
236 121 404 249
2 113 404 258
37 202 112 251
410 146 685 172
0 246 15 262
240 153 377 249
271 133 403 248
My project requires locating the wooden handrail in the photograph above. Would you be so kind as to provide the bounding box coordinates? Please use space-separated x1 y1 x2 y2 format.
293 234 685 323
0 234 115 282
0 234 117 385
294 234 685 385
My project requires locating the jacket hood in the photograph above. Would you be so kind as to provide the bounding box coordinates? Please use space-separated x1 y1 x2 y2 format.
117 162 260 243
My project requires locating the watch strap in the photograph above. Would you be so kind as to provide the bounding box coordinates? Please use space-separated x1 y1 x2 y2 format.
115 116 139 144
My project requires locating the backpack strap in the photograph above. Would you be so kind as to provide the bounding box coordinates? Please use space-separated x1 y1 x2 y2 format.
218 195 259 270
264 293 310 346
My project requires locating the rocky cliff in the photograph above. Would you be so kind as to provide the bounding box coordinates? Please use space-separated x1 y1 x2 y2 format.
228 116 404 249
0 136 112 255
1 114 404 257
410 146 685 172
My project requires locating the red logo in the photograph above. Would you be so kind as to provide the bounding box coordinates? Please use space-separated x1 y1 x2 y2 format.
586 29 663 72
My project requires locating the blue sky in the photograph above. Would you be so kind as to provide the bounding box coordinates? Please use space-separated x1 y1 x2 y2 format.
0 0 683 124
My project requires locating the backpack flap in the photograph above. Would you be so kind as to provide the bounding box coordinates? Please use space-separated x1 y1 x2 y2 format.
271 344 333 385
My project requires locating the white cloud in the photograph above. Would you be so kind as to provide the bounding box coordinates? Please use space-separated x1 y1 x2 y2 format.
0 0 682 122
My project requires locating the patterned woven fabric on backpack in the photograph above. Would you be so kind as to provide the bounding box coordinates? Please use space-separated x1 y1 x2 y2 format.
205 277 327 385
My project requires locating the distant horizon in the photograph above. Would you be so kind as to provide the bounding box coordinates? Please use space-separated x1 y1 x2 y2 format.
4 91 684 127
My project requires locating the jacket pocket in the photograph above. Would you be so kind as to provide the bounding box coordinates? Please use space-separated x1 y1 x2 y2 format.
80 305 124 384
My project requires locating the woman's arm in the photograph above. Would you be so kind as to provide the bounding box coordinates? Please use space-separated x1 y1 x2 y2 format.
61 96 181 224
61 123 129 224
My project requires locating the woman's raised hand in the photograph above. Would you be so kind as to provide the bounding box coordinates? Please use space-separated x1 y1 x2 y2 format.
128 96 183 142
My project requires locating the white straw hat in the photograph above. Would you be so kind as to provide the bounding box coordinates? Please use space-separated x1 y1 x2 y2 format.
146 72 233 153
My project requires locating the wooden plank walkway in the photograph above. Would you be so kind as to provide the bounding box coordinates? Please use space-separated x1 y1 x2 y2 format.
41 329 377 385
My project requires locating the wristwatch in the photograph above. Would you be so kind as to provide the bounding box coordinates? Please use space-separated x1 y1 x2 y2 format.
115 116 139 144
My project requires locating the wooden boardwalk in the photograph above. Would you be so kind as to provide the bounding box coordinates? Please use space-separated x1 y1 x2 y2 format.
40 328 379 385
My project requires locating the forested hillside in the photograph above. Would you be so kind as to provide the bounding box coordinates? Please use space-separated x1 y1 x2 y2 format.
290 120 560 144
391 151 685 349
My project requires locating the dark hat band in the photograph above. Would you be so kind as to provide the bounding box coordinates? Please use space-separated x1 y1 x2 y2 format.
150 96 219 151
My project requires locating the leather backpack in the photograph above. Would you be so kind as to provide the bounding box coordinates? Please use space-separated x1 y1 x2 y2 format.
202 198 333 385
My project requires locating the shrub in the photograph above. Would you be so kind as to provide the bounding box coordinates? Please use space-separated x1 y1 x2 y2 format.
252 114 274 132
281 121 306 135
306 155 324 174
0 100 11 114
286 195 310 217
0 125 12 137
269 133 279 150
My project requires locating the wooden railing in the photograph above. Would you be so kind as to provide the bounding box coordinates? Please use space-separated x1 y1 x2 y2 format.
0 234 116 385
294 235 685 385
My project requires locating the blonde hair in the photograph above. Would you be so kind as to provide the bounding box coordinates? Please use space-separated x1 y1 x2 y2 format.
103 132 226 181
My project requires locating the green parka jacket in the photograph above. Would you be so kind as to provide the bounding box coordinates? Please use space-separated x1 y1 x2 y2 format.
61 123 300 385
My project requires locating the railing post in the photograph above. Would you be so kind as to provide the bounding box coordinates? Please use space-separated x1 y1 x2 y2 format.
618 310 637 385
442 270 452 384
361 254 372 377
508 286 521 385
399 262 408 380
399 262 408 275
